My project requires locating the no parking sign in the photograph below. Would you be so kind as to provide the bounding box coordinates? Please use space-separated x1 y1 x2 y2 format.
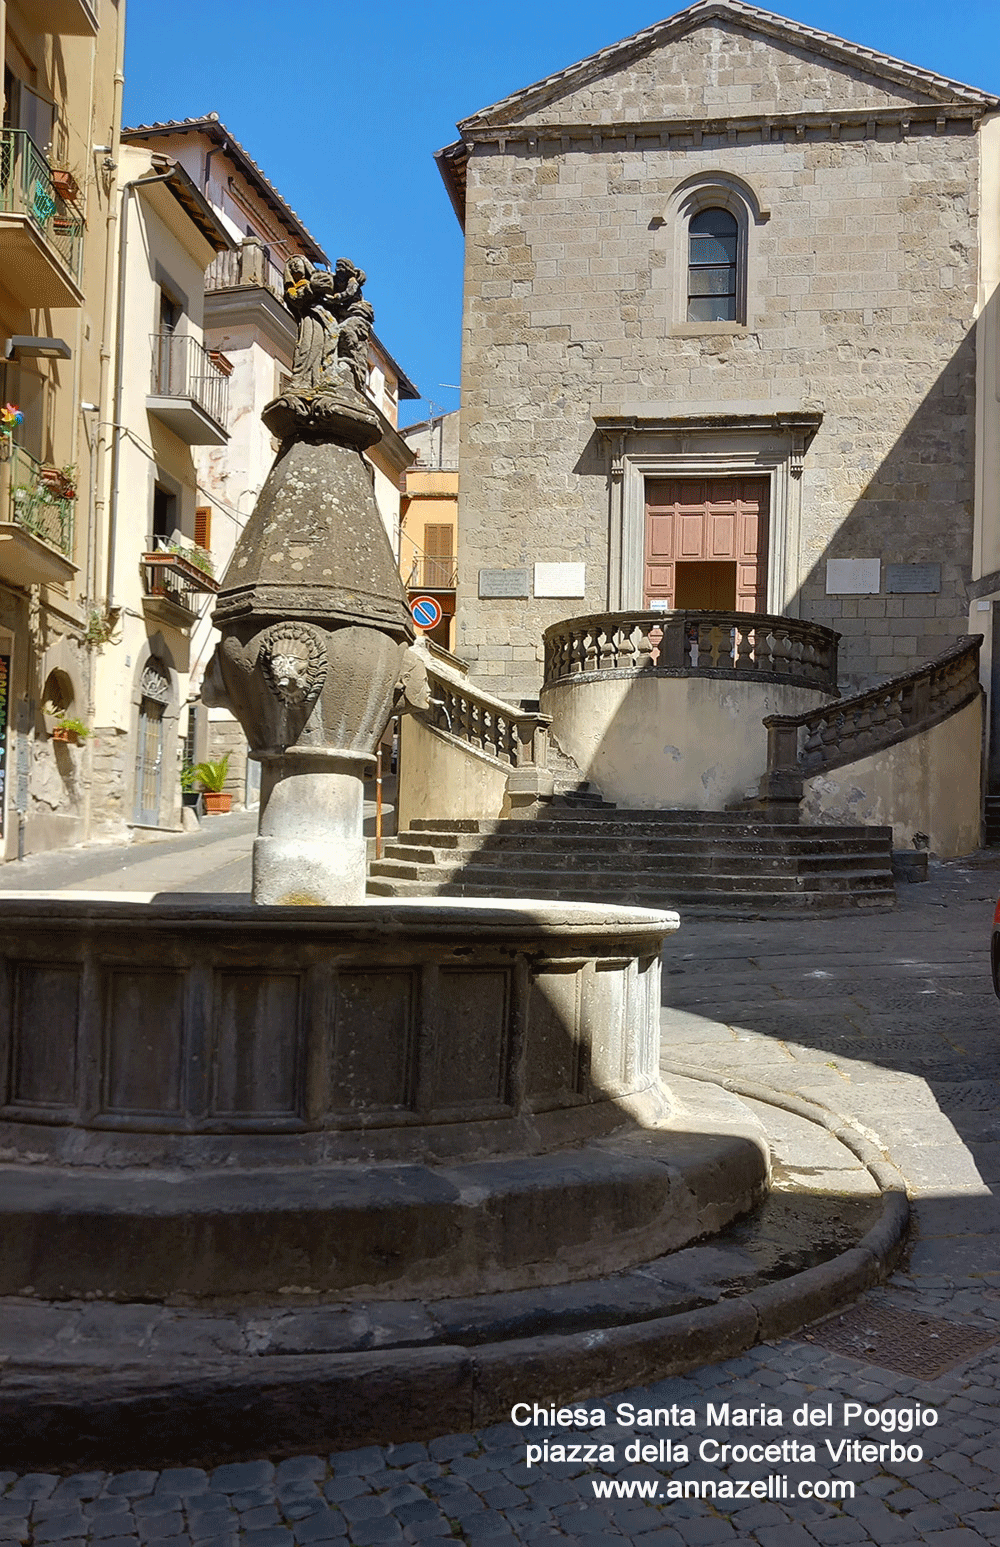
410 595 443 631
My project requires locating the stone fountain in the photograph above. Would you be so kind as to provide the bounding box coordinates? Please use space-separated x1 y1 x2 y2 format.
0 258 776 1457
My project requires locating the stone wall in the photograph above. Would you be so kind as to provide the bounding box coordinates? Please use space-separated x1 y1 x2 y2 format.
89 727 130 837
206 713 251 808
542 673 830 812
801 693 983 857
455 21 983 701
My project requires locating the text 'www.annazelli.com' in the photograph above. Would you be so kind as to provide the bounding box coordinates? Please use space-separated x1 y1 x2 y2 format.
589 1476 855 1502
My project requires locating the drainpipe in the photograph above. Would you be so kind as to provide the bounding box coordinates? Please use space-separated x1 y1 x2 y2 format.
82 0 125 847
92 0 126 613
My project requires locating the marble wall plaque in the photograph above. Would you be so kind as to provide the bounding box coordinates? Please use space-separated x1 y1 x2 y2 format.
826 558 881 595
885 564 941 594
479 567 530 598
534 562 586 598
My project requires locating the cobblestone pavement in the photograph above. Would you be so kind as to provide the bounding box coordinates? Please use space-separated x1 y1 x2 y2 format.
3 839 1000 1542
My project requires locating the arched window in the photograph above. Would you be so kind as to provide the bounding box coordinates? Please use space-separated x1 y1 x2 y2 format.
687 207 739 323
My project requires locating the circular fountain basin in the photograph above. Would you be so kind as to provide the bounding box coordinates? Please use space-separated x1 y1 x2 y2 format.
0 895 768 1301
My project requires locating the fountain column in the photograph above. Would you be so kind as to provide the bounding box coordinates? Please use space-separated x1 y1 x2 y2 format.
204 257 417 904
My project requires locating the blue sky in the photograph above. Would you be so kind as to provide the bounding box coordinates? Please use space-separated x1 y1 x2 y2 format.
122 0 1000 428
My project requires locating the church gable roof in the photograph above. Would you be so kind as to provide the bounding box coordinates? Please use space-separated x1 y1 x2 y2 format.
457 0 999 131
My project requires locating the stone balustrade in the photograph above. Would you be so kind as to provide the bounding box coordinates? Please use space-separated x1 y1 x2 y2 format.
426 664 551 770
764 634 983 781
543 610 840 693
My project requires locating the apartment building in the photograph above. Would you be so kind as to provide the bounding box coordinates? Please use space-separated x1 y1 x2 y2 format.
0 0 124 854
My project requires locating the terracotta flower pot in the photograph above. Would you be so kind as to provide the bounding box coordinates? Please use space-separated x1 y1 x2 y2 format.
202 791 232 815
51 169 79 202
51 727 79 745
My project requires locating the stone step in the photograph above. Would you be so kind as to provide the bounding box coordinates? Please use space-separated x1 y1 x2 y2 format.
367 875 894 911
410 811 892 834
369 860 895 896
407 819 892 847
390 830 892 857
375 847 893 879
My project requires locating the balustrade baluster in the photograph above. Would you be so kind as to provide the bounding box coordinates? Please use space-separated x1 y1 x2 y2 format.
854 703 875 751
868 696 890 738
802 717 826 768
636 625 655 669
584 627 599 674
735 623 754 671
617 625 636 670
599 626 617 672
770 628 790 674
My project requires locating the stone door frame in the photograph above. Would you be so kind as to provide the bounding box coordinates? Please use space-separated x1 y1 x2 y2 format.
595 409 822 617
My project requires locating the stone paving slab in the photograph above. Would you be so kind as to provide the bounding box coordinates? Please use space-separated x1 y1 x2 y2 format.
2 837 1000 1540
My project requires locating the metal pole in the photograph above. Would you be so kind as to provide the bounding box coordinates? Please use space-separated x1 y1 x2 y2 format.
375 742 383 859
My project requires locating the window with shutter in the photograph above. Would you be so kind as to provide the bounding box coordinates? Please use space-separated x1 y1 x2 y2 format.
195 507 211 551
424 524 454 587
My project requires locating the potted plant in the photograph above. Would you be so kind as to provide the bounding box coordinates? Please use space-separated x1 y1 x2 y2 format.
169 541 215 579
50 168 79 202
39 463 76 502
194 753 231 814
180 762 201 811
52 715 90 745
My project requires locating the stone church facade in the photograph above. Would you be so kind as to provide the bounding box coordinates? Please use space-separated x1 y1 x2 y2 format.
437 0 1000 707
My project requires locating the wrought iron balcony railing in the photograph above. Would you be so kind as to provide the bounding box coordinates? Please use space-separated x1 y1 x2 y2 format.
150 331 229 432
141 549 219 624
0 129 83 283
7 446 75 556
407 555 457 589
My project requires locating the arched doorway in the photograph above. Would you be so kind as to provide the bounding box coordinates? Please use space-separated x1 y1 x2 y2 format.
134 659 171 826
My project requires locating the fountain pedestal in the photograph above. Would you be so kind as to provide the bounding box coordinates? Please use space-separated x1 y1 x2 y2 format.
253 748 370 905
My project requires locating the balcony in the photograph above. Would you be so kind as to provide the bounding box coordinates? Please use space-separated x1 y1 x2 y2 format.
147 332 229 446
203 239 295 350
32 0 98 33
141 549 219 630
205 238 285 300
407 555 457 590
0 446 77 587
0 131 84 308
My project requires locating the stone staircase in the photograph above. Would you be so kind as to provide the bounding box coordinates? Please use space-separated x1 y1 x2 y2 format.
367 810 896 912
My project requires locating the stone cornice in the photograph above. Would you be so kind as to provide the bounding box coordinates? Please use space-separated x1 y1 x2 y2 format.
593 407 823 436
463 102 985 151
